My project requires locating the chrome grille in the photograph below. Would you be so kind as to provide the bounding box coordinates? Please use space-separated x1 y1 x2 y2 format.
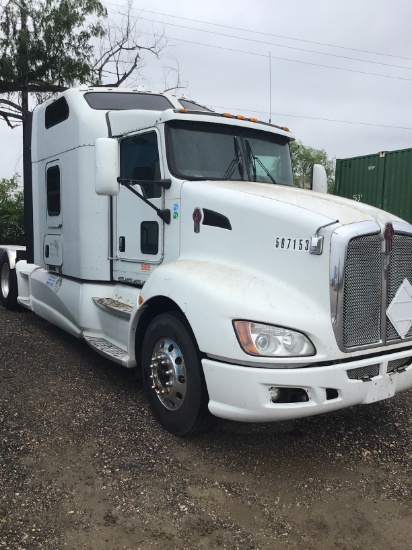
387 357 411 373
387 235 412 341
343 235 382 348
347 364 380 380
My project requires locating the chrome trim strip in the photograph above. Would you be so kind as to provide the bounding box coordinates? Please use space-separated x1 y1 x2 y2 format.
92 297 132 319
392 221 412 235
330 221 381 352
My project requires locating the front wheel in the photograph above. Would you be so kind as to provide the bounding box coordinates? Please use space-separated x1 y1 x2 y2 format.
142 312 213 436
0 251 18 310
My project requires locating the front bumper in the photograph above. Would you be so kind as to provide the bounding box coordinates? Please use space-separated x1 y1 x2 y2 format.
202 349 412 422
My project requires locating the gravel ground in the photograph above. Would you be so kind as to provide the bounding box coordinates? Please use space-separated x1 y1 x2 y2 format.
1 306 412 549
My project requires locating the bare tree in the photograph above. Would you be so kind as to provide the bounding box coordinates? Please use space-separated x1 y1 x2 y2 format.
0 0 170 127
162 57 188 93
91 0 168 87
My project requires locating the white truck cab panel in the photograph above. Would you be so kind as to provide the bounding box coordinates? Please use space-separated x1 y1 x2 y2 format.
2 86 412 437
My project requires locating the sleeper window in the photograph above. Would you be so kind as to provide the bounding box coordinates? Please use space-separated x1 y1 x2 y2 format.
47 166 61 216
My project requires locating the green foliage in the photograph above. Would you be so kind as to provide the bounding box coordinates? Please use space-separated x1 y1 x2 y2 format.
290 140 335 193
0 175 24 245
0 0 107 92
0 0 168 127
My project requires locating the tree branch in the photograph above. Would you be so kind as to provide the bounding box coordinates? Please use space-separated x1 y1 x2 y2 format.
0 81 67 93
0 109 22 127
0 98 23 112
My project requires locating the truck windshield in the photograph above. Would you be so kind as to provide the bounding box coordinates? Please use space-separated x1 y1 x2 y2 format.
166 121 294 186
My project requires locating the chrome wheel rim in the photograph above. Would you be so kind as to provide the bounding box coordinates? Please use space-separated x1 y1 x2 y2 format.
149 338 187 411
1 262 10 299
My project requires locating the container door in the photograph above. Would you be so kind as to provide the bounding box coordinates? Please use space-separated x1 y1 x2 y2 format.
382 149 412 223
113 130 165 284
335 154 385 209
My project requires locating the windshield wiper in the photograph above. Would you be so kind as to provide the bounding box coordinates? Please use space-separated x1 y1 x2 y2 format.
245 139 277 184
245 140 256 181
223 137 244 180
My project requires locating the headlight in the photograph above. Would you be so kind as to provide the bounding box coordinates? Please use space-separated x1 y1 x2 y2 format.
233 320 315 357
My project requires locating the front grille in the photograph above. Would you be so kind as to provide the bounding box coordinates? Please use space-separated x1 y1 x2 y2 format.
387 235 412 341
343 235 382 347
387 357 411 373
347 364 380 380
340 230 412 349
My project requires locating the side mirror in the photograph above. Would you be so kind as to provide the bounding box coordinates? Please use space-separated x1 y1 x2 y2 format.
311 164 327 194
95 138 119 196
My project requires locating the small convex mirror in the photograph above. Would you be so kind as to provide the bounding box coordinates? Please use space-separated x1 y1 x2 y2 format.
311 164 327 194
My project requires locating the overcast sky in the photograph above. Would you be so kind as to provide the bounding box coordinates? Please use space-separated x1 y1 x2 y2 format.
2 0 412 181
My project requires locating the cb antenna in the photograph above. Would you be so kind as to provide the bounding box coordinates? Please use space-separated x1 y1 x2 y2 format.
269 51 272 124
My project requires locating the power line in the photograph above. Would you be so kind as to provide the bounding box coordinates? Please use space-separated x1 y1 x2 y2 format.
131 7 412 63
136 15 412 72
210 105 412 130
135 29 412 84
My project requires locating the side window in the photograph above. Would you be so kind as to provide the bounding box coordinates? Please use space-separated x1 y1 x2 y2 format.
45 97 69 129
141 221 159 255
47 166 61 216
120 131 162 199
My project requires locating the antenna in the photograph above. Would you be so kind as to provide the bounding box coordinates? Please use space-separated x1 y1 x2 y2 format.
269 51 272 124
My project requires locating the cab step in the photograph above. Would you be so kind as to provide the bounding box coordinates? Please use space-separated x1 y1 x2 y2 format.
17 297 31 309
83 335 129 363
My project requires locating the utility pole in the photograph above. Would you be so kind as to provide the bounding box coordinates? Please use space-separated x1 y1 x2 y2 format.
20 0 29 117
14 0 34 262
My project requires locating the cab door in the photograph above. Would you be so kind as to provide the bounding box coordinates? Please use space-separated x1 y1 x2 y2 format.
44 161 63 268
113 130 165 284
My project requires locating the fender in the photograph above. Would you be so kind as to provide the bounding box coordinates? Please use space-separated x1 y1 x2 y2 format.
135 258 337 365
0 245 25 270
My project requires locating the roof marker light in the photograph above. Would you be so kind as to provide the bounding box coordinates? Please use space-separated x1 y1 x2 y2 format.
249 117 258 123
179 108 188 113
281 126 290 132
222 113 233 118
236 115 246 120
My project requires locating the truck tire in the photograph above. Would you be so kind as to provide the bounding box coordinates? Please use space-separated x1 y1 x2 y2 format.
0 251 18 310
142 312 213 437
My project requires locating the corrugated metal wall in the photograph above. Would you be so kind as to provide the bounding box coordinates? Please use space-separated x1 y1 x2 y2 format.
335 148 412 223
383 149 412 222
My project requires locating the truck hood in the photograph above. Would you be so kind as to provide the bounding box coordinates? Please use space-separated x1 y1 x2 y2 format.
176 179 404 358
187 179 403 227
179 180 405 273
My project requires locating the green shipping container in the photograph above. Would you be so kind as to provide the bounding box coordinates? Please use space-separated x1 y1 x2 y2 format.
335 148 412 223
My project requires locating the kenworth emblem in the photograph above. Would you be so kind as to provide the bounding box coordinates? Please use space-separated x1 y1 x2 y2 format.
384 222 395 254
193 208 202 233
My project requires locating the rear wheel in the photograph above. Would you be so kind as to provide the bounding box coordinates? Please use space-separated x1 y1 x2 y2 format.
0 251 18 310
142 312 213 436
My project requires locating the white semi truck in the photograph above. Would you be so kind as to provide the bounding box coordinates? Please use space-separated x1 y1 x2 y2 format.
1 86 412 436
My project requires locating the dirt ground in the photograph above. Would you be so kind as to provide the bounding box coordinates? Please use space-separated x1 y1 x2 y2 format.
1 306 412 550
